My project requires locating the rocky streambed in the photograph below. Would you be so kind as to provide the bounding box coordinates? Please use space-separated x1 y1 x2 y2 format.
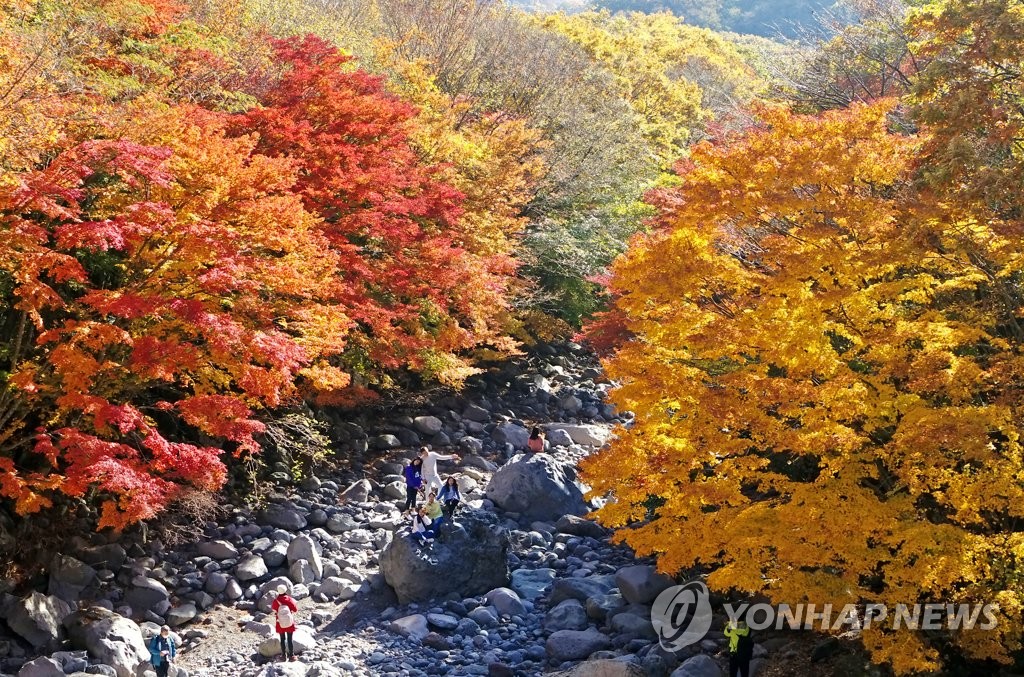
0 345 781 677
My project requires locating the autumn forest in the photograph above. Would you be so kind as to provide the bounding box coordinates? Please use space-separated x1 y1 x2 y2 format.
2 0 1024 673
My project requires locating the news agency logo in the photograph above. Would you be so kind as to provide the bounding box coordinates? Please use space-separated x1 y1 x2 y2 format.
651 580 1000 651
651 581 714 651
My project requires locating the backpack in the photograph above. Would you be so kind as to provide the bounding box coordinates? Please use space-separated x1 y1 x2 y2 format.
277 602 294 629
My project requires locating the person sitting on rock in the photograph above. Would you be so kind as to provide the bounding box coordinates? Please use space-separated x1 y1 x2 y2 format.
419 445 460 494
148 625 176 677
403 456 424 511
409 506 436 546
424 489 445 531
527 427 546 453
271 587 299 662
438 475 462 518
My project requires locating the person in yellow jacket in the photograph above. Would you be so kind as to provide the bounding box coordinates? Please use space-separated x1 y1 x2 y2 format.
724 619 753 677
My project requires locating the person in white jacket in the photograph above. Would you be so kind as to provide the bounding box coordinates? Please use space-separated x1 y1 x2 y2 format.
419 446 460 494
408 507 435 545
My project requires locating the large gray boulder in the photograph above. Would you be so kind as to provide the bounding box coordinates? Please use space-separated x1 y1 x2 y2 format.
491 423 530 450
546 628 612 662
615 565 674 605
17 657 64 677
286 534 323 581
48 554 97 602
64 607 149 677
380 509 510 604
258 502 307 531
545 599 589 631
5 592 71 651
548 575 617 605
338 479 371 503
258 626 316 657
413 416 444 436
552 659 646 677
197 540 238 560
485 454 587 522
671 655 723 677
511 568 556 601
544 423 612 448
124 575 169 611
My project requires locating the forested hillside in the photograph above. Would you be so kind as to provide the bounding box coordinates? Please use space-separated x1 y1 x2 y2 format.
511 0 840 37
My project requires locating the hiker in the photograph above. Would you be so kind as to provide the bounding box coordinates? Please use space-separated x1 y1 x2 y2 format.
424 489 445 531
438 475 462 518
148 625 176 677
271 587 299 662
403 456 424 511
527 427 546 453
419 446 460 494
408 506 435 545
724 619 753 677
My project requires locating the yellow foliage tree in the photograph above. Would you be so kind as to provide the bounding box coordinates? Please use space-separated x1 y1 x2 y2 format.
584 99 1024 673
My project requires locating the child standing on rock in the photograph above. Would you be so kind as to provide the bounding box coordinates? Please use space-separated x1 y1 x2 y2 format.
271 587 299 662
403 456 424 511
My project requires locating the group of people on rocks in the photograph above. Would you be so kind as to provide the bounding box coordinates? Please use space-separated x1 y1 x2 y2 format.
405 447 463 546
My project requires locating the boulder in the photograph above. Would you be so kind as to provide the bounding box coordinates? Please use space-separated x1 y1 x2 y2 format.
50 651 88 674
289 559 316 585
671 655 723 677
544 424 612 448
484 587 526 617
510 568 556 601
491 423 530 450
319 577 359 600
548 575 616 605
77 544 126 570
339 479 372 504
257 626 316 657
380 509 510 604
615 565 674 605
235 555 269 582
258 503 307 531
586 592 627 621
370 434 401 450
391 614 430 641
124 576 169 613
166 603 198 627
204 572 229 595
462 404 490 422
6 592 72 650
552 659 646 677
556 514 607 539
546 628 612 662
426 613 458 631
545 599 589 631
413 416 444 436
48 555 97 602
262 541 289 568
17 657 64 677
610 611 657 640
560 395 583 414
546 428 574 447
485 454 587 522
326 513 359 534
196 540 238 560
286 534 323 580
64 607 149 677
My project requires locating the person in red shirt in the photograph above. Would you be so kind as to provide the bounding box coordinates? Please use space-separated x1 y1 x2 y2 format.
527 427 546 453
270 588 298 661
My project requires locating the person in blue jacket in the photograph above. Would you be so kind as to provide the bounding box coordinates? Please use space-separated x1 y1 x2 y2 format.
403 456 423 511
437 475 462 518
149 625 176 677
